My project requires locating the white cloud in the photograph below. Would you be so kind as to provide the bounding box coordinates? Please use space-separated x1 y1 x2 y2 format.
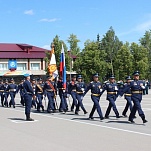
135 20 151 32
42 45 51 50
118 19 151 37
39 18 60 22
24 9 34 15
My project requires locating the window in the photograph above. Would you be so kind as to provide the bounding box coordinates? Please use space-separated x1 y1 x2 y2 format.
0 63 8 70
17 63 27 70
30 63 40 70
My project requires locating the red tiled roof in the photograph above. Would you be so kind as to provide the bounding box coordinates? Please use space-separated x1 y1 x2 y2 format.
0 43 48 58
0 52 45 58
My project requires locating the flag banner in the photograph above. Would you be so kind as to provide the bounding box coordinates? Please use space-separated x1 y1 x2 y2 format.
60 44 66 89
48 44 58 78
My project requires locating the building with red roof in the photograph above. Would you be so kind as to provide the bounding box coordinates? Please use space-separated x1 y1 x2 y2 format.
0 43 48 77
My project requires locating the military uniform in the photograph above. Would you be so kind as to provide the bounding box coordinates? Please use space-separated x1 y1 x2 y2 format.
0 80 4 106
84 73 104 120
101 75 120 118
122 76 132 117
120 71 147 123
23 74 34 121
44 76 57 113
3 79 9 107
6 78 18 108
68 76 77 111
31 79 37 109
36 78 44 112
57 78 68 113
17 80 25 106
75 75 87 115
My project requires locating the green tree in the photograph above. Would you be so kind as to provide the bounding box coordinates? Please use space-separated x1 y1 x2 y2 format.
45 35 70 75
74 40 108 83
114 43 133 80
139 30 151 79
100 27 123 76
67 34 80 55
130 42 149 79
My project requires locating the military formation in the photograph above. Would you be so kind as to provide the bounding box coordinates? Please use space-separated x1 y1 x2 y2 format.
0 71 149 123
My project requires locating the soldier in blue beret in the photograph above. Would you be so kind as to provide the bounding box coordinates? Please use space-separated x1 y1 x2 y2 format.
23 73 34 121
83 73 104 120
119 71 148 123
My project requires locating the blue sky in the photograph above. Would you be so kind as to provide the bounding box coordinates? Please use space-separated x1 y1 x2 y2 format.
0 0 151 50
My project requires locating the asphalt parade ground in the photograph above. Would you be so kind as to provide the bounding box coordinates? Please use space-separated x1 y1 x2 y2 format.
1 90 151 151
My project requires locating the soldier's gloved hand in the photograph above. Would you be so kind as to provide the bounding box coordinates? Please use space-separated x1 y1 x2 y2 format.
81 88 85 92
141 86 145 89
81 96 83 100
67 94 70 98
63 90 66 93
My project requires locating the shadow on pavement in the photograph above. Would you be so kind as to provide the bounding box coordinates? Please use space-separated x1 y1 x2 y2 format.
106 120 145 126
8 117 26 121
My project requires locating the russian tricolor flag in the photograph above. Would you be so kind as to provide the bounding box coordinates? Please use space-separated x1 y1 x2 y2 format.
60 44 66 89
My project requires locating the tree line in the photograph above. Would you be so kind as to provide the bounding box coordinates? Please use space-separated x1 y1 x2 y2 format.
45 26 151 83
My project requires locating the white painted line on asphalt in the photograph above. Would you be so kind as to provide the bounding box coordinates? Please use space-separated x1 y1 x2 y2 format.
11 120 38 123
4 108 151 137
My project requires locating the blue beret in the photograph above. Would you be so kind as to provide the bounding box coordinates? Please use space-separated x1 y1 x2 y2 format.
24 73 30 77
132 71 140 76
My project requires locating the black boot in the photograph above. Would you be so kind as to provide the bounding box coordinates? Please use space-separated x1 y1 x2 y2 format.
26 114 34 121
141 115 148 123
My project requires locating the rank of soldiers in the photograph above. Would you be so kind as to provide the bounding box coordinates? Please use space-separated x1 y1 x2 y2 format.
0 71 149 123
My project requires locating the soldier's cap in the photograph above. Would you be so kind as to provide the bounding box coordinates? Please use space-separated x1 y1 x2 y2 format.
10 78 14 81
31 78 36 81
125 76 131 80
47 75 52 79
37 78 42 81
109 75 115 79
24 73 30 77
5 79 8 82
132 71 140 76
93 73 99 77
72 75 76 78
77 75 82 79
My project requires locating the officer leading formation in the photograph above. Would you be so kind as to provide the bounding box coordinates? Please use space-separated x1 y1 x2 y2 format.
0 71 148 123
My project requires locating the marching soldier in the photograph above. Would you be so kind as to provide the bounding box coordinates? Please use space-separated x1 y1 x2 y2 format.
75 75 87 115
68 75 77 112
57 77 68 113
17 79 25 106
6 78 18 108
101 75 120 118
44 76 57 113
3 79 9 107
0 80 4 107
119 71 148 123
122 76 132 117
36 78 44 112
23 74 34 121
83 73 104 120
31 78 37 109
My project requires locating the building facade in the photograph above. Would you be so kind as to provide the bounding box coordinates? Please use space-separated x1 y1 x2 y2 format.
0 43 48 77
